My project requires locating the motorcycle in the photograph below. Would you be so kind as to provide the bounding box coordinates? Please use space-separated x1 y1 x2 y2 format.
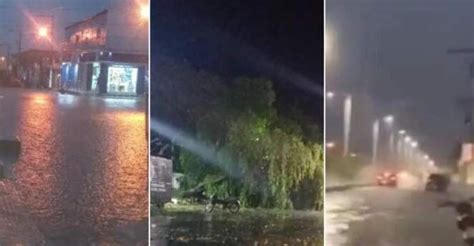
438 197 474 245
205 195 241 213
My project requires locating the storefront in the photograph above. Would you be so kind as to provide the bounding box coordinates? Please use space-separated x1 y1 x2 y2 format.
60 8 148 97
60 54 147 96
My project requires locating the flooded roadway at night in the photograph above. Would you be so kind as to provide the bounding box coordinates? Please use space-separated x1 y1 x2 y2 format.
0 88 148 245
152 206 323 246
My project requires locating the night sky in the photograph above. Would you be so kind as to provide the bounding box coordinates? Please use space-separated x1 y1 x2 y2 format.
151 0 324 126
326 0 474 165
0 0 113 52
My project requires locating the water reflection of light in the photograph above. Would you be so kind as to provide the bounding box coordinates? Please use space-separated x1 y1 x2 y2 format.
103 98 139 108
31 93 51 105
57 94 78 107
15 92 64 232
94 111 147 222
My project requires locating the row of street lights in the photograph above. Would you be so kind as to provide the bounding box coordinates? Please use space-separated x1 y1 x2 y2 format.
326 91 436 168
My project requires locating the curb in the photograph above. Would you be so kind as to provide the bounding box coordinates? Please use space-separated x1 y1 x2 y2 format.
326 183 374 192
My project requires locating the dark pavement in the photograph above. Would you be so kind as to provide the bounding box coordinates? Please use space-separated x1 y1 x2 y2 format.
0 88 148 245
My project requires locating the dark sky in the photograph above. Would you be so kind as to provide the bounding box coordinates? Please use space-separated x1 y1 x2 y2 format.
326 0 474 165
151 0 324 125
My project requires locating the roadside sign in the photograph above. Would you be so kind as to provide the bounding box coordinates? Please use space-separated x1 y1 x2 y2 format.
150 156 172 204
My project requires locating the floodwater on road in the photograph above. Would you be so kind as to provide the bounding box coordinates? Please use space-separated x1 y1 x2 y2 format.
152 206 323 246
326 186 466 246
0 88 148 245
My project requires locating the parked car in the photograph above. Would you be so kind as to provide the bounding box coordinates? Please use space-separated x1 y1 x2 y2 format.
425 173 450 192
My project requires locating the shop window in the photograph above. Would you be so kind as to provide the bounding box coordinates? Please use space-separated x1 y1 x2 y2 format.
107 65 138 94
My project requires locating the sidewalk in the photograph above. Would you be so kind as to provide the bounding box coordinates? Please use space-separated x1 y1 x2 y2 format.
59 89 147 100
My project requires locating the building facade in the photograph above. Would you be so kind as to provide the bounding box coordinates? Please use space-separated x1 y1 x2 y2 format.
61 4 148 96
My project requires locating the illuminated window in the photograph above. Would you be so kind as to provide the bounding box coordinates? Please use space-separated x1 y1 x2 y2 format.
107 65 138 94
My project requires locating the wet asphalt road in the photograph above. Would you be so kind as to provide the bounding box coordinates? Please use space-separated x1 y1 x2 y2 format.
0 88 148 245
326 186 470 246
152 207 323 246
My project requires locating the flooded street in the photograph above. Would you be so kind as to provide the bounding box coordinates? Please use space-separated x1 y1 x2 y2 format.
0 88 148 245
151 206 323 246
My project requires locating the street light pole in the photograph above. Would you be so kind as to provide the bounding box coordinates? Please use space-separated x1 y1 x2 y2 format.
36 14 55 89
343 95 352 157
372 119 380 165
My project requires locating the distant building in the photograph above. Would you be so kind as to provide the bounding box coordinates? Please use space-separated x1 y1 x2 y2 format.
458 143 474 184
61 4 148 96
12 50 59 88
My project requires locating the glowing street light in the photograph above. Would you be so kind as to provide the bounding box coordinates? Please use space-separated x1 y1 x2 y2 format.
404 136 412 143
429 160 435 166
0 56 4 62
350 153 357 158
327 91 335 99
411 141 418 148
326 142 336 149
423 154 429 160
38 26 49 38
139 3 150 20
383 115 394 124
398 130 406 135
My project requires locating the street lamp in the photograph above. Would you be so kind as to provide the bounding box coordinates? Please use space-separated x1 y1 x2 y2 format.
0 56 4 62
35 14 55 88
383 115 394 125
326 142 336 149
37 26 49 38
139 3 150 20
405 136 412 142
398 130 406 135
327 91 335 99
382 115 395 160
411 141 418 148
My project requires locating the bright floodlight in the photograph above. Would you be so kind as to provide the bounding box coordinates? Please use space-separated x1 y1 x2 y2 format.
398 130 406 135
327 91 335 99
0 56 4 62
383 115 394 124
411 141 418 148
350 153 357 157
405 136 412 142
326 142 336 149
139 3 150 20
38 26 48 38
429 160 435 166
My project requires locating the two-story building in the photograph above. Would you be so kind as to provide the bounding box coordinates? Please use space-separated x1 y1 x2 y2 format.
60 2 148 96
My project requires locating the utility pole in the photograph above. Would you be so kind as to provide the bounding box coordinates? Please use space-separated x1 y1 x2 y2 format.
18 31 22 54
36 14 55 88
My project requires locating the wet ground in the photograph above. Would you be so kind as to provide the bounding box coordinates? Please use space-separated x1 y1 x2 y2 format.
326 186 468 246
0 88 148 245
151 205 323 246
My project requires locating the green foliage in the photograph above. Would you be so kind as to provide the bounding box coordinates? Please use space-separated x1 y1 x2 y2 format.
159 60 323 210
